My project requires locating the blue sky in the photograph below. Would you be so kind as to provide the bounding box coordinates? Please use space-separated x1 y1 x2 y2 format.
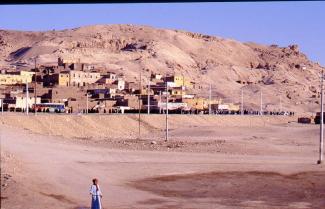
0 2 324 65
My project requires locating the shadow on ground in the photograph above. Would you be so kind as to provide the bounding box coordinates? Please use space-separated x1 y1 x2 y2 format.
130 171 325 208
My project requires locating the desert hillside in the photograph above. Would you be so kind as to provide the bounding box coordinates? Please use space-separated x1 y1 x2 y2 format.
0 24 324 113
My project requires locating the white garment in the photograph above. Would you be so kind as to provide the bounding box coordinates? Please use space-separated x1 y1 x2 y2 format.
89 184 102 196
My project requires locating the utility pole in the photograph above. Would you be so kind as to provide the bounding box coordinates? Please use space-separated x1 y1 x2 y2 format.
147 77 150 114
86 93 89 114
241 89 244 115
318 70 324 164
34 57 37 115
165 78 169 142
260 91 263 116
181 73 184 97
159 91 162 114
208 84 212 115
279 95 282 112
0 99 2 115
26 78 29 115
138 70 142 139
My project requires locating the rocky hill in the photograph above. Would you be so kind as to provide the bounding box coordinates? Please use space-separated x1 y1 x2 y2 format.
0 24 324 113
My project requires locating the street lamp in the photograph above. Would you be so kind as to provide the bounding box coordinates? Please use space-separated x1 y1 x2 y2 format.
318 70 324 164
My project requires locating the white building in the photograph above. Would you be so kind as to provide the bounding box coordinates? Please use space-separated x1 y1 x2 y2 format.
117 79 125 90
158 102 187 110
69 71 101 87
8 96 41 109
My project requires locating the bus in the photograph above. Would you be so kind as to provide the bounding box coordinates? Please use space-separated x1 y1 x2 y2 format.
32 103 65 113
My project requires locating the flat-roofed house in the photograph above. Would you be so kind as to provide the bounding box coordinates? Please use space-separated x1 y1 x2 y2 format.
58 71 70 86
0 71 34 85
116 79 125 90
4 95 41 110
165 75 194 88
96 72 117 85
69 71 101 87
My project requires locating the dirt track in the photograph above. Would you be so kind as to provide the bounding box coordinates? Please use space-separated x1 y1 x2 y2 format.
1 115 325 209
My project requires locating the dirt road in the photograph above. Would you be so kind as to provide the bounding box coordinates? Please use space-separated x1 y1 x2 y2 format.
1 115 325 209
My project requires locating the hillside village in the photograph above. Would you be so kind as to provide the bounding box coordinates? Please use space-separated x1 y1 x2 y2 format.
0 57 239 114
1 24 324 114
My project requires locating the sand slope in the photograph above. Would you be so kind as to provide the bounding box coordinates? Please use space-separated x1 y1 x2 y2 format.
0 114 294 139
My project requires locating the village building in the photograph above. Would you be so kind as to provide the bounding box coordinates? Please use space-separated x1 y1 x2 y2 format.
157 101 188 111
182 97 207 110
87 87 117 99
116 94 142 109
125 82 137 94
96 72 117 85
94 100 117 113
170 86 186 97
151 73 163 83
58 71 70 86
4 95 41 111
210 102 239 112
165 75 194 88
0 70 35 85
69 70 101 87
116 79 125 91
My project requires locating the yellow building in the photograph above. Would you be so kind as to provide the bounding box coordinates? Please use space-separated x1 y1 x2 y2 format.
0 71 34 85
183 97 222 110
58 72 70 86
183 97 208 110
166 75 194 88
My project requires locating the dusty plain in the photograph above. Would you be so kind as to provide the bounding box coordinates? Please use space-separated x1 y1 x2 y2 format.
1 114 325 209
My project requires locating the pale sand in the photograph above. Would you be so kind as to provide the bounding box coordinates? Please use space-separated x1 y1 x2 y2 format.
1 114 324 209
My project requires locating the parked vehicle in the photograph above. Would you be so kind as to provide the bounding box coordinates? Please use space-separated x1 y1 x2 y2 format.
298 117 311 124
314 112 325 124
32 103 65 113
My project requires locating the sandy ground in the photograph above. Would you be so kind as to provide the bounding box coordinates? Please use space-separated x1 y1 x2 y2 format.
1 114 325 209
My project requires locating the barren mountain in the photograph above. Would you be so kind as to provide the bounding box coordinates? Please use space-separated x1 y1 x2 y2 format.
0 24 323 113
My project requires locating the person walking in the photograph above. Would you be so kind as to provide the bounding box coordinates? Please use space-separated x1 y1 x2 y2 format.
90 178 103 209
